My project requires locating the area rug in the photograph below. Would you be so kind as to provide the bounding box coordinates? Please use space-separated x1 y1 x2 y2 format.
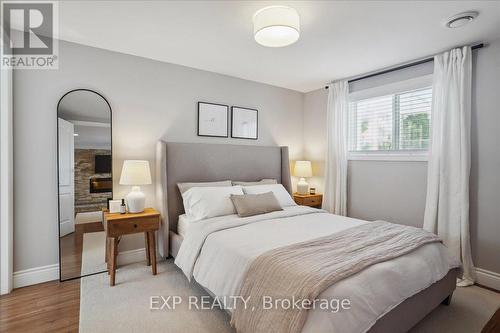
81 231 107 276
75 211 102 225
79 260 234 333
409 284 500 333
79 259 499 333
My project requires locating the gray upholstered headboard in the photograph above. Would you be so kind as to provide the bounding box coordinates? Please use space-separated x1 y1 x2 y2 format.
155 141 292 256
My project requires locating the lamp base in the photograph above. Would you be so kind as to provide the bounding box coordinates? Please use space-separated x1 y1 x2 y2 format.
126 186 146 213
297 178 309 195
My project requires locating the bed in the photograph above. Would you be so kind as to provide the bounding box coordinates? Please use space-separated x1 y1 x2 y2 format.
155 141 460 333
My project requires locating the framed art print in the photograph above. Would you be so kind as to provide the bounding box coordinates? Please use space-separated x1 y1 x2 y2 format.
197 102 229 138
231 106 258 140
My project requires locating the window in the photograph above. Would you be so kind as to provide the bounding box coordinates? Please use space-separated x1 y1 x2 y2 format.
348 87 432 159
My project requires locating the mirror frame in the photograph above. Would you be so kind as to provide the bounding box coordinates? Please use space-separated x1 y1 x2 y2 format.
56 88 113 282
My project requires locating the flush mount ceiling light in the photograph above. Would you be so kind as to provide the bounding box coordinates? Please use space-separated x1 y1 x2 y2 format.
445 11 478 28
253 6 300 47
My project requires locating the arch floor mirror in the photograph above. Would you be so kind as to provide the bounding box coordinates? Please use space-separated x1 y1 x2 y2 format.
57 89 112 281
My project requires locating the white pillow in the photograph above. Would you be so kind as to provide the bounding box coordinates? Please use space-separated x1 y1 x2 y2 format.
231 179 277 186
242 184 296 207
177 180 232 194
182 186 244 221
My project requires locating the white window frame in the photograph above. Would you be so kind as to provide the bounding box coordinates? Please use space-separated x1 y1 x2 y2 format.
348 75 433 162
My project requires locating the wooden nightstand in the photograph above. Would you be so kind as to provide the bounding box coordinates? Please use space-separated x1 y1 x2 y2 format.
104 208 160 286
293 193 323 208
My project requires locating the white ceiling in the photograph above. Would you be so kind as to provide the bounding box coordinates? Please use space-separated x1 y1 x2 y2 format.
55 1 500 92
73 124 111 150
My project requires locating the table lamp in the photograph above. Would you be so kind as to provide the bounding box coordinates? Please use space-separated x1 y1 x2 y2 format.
294 160 312 195
119 160 152 213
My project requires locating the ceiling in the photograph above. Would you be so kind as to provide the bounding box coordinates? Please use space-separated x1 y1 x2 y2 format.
54 1 500 92
73 124 111 150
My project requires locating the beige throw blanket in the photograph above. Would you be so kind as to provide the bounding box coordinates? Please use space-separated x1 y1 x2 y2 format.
231 221 441 333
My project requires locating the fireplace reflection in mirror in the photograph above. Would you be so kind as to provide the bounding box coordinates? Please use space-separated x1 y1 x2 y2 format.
90 177 112 193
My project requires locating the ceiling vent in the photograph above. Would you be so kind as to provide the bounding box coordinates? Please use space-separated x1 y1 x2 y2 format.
445 11 478 28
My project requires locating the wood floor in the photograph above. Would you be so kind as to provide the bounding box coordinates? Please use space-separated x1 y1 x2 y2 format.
482 306 500 333
60 221 104 280
0 219 106 332
0 279 498 333
0 280 80 333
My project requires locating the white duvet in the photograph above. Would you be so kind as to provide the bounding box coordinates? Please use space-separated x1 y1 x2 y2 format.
175 206 460 333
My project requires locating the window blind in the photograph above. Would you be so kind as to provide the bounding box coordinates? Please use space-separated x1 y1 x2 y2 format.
348 87 432 152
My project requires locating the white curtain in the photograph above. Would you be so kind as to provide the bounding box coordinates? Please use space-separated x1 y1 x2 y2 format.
322 81 348 215
423 46 475 286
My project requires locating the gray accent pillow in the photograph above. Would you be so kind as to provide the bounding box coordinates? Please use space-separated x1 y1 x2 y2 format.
230 192 283 217
177 180 232 194
232 179 278 186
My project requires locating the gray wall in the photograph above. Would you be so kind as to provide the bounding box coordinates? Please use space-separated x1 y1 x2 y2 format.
470 39 500 274
13 40 304 271
347 161 428 229
303 38 500 274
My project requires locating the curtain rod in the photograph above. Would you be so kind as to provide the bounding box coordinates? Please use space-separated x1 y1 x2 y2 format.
324 43 484 89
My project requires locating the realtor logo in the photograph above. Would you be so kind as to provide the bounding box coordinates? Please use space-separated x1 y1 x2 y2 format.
1 1 58 69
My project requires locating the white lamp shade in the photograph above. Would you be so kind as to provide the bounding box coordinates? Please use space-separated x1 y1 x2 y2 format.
119 160 152 185
294 160 312 178
253 6 300 47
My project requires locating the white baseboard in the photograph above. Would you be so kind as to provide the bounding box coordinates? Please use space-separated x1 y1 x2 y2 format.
118 247 148 265
12 254 498 293
475 267 500 291
117 247 162 265
12 248 153 289
13 264 59 289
